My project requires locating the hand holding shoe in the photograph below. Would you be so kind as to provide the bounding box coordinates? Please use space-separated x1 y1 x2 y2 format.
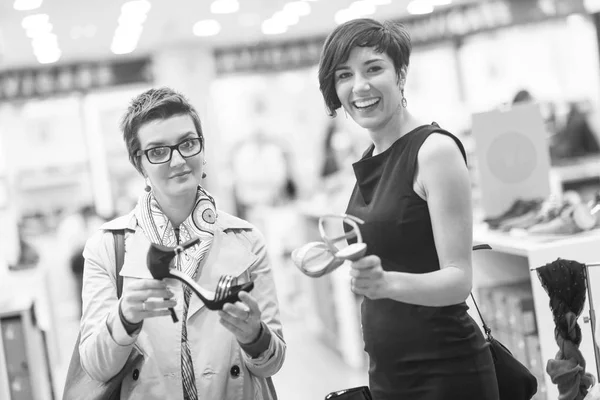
218 291 262 344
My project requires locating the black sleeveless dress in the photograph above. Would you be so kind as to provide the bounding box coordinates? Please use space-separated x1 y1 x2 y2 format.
345 124 499 400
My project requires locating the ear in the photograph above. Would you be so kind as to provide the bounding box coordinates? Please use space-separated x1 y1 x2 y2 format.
398 66 408 89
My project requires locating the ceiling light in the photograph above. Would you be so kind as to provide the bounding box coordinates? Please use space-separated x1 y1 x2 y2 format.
211 0 239 14
35 49 61 64
407 0 434 15
25 22 53 38
13 0 42 11
118 12 148 26
31 33 58 48
283 1 311 16
21 13 49 30
350 1 376 15
273 10 300 26
365 0 391 4
261 19 287 35
121 0 151 16
193 19 221 36
111 38 137 55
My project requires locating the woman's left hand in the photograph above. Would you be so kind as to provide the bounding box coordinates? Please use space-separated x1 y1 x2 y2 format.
218 291 262 344
350 255 390 300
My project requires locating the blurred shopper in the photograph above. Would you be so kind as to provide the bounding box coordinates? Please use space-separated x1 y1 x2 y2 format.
58 204 104 317
317 19 499 400
78 87 284 399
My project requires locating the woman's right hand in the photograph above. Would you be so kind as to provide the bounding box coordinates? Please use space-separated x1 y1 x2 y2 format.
120 279 177 324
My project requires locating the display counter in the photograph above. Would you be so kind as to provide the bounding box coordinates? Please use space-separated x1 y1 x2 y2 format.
0 267 55 400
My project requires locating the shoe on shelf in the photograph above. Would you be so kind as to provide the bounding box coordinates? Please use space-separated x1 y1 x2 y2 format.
485 198 543 229
526 203 596 235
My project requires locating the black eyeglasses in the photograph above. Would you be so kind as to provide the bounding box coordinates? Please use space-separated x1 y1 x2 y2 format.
137 137 203 164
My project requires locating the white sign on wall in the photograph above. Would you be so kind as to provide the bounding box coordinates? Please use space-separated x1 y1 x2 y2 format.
472 103 552 218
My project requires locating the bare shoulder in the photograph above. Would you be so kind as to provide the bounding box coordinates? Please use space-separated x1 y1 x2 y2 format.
418 132 463 165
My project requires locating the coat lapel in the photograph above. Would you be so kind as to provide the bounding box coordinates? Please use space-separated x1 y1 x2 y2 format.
120 228 154 279
186 227 258 320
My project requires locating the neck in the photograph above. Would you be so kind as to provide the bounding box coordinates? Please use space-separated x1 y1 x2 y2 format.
153 188 197 227
370 108 423 156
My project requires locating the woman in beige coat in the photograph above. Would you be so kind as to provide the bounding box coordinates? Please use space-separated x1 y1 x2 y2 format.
78 87 285 400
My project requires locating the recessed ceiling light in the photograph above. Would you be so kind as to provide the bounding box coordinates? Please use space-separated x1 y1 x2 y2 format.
21 14 49 30
13 0 43 11
211 0 239 14
121 0 151 16
193 19 221 37
407 0 434 15
427 0 452 5
349 1 376 15
36 49 61 64
273 10 300 26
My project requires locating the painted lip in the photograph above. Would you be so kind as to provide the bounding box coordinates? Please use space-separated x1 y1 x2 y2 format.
171 171 191 179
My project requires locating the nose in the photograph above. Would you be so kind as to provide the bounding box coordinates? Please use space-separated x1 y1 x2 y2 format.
352 74 370 94
170 148 186 167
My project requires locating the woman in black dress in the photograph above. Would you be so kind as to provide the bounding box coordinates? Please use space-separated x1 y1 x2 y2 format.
317 19 500 400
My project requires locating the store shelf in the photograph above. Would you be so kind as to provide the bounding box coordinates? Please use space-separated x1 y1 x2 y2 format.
552 155 600 184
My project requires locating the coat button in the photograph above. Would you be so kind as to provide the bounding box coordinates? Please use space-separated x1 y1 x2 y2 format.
230 365 240 378
132 369 140 380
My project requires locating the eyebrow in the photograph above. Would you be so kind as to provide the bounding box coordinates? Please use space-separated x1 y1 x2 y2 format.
145 131 197 148
335 58 385 71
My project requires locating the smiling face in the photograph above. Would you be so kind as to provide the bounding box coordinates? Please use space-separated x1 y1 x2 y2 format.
138 114 204 200
334 46 405 134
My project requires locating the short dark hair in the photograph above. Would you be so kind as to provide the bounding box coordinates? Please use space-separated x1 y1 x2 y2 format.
121 87 204 175
318 18 412 117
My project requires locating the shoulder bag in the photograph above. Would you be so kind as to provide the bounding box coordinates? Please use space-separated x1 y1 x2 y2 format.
62 230 143 400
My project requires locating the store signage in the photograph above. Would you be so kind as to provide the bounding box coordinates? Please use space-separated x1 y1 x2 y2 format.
472 103 552 218
214 37 324 75
0 57 153 101
214 0 585 74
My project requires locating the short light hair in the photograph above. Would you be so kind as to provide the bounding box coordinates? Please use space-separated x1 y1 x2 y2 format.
318 18 412 117
121 87 204 175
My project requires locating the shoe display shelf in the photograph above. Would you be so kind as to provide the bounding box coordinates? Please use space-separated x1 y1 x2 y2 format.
472 225 600 400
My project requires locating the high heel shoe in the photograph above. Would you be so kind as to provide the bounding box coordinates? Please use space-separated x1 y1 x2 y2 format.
292 214 367 278
147 238 254 311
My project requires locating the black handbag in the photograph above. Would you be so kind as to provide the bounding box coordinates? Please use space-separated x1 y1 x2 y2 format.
470 292 538 400
63 230 143 400
324 386 373 400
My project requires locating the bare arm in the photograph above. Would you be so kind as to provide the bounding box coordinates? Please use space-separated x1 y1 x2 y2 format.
350 133 473 306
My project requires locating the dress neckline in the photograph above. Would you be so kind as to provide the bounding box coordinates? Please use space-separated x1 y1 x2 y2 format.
363 124 431 160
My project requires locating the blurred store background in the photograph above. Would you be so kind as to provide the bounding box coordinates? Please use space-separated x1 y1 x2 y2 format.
2 0 600 399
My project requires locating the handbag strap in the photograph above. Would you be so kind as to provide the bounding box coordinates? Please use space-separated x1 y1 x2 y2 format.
113 230 125 299
470 292 492 338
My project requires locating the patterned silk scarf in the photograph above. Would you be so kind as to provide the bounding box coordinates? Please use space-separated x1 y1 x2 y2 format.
135 186 218 277
135 185 218 400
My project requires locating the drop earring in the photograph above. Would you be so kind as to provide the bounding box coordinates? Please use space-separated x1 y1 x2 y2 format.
144 177 152 192
202 160 207 179
401 89 408 108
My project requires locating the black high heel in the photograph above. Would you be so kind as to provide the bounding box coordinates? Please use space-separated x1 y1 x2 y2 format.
147 238 254 311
